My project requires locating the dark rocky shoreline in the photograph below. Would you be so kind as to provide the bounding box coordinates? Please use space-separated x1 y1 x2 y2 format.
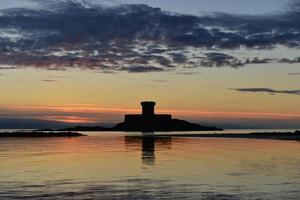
0 130 299 141
0 131 85 137
156 131 300 141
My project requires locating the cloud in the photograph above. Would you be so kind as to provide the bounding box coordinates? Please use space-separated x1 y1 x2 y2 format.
233 88 300 95
0 0 300 72
288 72 300 75
0 66 16 70
176 71 199 75
151 79 170 83
121 66 165 73
41 79 59 82
47 75 69 78
279 57 300 64
200 53 243 67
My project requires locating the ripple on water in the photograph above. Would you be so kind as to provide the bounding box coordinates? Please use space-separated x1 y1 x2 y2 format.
0 133 300 199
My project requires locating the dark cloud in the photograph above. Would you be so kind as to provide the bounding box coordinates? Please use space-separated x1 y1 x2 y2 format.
288 72 300 75
197 54 274 68
233 88 300 95
121 66 165 73
244 57 272 64
0 66 16 70
199 53 243 68
0 0 300 72
279 57 300 64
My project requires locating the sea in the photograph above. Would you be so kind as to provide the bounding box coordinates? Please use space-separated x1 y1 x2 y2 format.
0 129 299 200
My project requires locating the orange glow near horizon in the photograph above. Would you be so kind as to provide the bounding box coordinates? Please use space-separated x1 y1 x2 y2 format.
1 104 300 124
1 65 300 126
0 65 300 128
41 116 99 123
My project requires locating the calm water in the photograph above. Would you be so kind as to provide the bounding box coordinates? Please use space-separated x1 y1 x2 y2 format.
0 130 300 200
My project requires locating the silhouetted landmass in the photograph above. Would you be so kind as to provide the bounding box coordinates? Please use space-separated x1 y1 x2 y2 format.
114 118 221 132
51 121 220 132
156 131 300 141
0 131 85 137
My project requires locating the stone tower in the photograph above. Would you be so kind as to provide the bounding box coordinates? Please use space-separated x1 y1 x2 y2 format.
141 101 156 117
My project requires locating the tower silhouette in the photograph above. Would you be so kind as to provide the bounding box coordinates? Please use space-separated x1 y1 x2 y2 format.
141 101 156 117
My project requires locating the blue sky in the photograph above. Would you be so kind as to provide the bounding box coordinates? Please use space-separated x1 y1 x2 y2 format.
123 0 287 15
0 0 289 15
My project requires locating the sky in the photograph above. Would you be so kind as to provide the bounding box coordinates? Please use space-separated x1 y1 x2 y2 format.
123 0 287 15
0 0 299 129
0 0 287 15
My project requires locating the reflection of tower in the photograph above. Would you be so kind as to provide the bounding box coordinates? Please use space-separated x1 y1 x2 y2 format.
141 101 156 118
124 135 172 166
141 136 155 165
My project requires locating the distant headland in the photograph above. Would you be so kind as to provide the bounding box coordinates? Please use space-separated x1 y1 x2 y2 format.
59 101 222 132
0 131 85 137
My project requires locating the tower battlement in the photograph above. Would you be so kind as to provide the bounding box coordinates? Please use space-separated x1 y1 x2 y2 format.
124 101 171 124
141 101 156 117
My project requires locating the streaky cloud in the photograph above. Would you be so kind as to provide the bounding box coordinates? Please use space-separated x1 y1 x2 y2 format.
232 88 300 95
41 79 59 82
121 66 165 73
288 72 300 75
279 57 300 64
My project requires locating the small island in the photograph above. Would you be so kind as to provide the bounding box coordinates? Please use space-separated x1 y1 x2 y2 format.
57 101 221 132
0 131 85 137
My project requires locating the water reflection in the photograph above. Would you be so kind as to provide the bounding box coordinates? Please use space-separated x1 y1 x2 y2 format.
124 134 172 165
1 133 300 199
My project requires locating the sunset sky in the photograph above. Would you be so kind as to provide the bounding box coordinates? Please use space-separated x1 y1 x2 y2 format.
0 0 299 128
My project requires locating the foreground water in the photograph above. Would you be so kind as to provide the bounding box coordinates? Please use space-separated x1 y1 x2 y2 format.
0 131 300 200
